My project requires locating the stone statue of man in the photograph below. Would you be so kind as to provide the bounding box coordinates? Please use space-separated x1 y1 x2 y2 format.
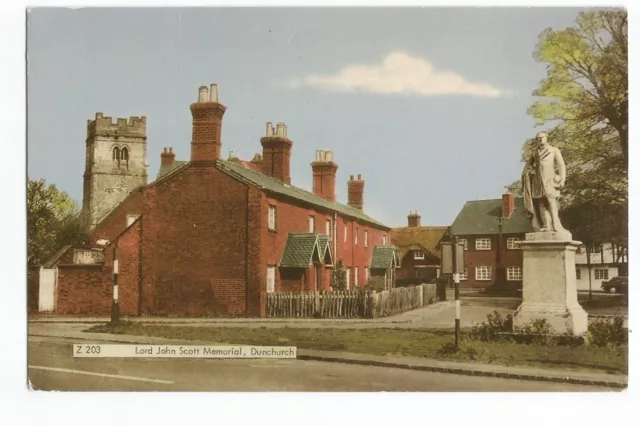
522 132 568 233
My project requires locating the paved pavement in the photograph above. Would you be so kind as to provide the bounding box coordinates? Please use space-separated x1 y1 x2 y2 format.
28 336 618 392
29 298 628 329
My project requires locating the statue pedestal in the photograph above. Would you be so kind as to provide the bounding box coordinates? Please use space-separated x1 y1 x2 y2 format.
513 232 588 335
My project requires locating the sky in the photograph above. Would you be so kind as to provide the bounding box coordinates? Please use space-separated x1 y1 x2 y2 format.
26 7 595 227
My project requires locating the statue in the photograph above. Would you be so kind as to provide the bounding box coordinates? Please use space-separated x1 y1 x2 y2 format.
522 132 568 233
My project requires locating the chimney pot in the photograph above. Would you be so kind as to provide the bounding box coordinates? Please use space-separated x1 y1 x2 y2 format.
209 83 218 103
198 86 209 103
357 174 362 180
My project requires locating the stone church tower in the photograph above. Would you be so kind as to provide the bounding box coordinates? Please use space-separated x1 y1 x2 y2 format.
80 112 148 233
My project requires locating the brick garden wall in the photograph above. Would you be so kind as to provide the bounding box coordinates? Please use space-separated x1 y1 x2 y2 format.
55 265 112 315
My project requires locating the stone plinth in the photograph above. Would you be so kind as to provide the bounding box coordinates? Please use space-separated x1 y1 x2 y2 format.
513 231 588 335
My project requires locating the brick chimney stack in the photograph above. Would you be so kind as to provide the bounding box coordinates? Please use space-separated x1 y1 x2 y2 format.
407 211 421 227
347 174 365 210
502 193 515 218
311 150 338 202
161 147 175 166
261 122 293 184
190 83 227 162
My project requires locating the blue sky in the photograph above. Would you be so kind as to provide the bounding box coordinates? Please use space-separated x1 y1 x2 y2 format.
27 7 592 227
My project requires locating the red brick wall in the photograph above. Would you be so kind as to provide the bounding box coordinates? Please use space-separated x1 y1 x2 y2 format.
335 215 388 288
457 233 525 288
116 218 142 316
143 163 250 317
89 188 144 245
56 265 112 315
261 195 388 293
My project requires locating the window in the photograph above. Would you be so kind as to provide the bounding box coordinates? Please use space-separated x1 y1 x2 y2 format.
476 266 492 281
112 146 120 160
507 266 523 281
355 267 359 287
459 268 468 281
576 269 581 280
355 227 358 246
266 266 276 293
345 268 350 290
588 244 603 254
325 219 331 238
268 205 277 231
121 147 129 162
382 234 387 246
365 267 369 283
414 250 425 260
126 214 140 227
507 238 521 250
309 216 315 233
365 230 369 247
458 238 469 251
594 269 609 280
344 225 347 243
475 238 491 251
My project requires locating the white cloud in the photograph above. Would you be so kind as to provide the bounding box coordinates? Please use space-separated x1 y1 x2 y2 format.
286 52 506 98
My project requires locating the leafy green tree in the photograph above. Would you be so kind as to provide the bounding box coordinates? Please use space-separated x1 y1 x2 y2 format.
509 10 627 249
528 10 627 207
27 179 80 266
330 260 348 291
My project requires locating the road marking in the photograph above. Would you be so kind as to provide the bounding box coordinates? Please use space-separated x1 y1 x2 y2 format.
28 366 174 384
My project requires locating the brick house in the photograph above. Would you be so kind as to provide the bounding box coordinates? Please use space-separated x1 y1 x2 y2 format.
36 83 392 317
449 193 533 292
390 211 448 285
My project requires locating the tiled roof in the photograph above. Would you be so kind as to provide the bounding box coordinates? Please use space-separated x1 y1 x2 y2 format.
156 161 188 180
450 197 534 236
216 159 389 229
155 158 388 229
279 233 331 268
369 246 399 269
390 226 449 260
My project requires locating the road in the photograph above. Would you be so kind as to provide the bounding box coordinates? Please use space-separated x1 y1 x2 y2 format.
28 336 613 392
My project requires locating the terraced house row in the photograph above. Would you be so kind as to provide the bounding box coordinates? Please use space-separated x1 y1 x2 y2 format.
32 84 396 317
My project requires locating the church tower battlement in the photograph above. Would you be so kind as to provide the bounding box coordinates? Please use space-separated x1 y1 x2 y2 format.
81 112 148 233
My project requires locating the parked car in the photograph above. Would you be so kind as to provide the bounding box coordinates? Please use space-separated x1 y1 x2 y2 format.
601 276 628 294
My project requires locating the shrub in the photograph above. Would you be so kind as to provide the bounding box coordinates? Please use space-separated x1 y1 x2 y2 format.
587 317 627 347
469 310 513 342
512 318 554 345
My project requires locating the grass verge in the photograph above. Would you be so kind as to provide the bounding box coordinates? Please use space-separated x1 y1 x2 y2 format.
87 322 627 375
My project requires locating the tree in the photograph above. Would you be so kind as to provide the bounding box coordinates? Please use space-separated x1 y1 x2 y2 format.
509 10 628 248
331 260 348 291
527 10 627 208
27 179 81 266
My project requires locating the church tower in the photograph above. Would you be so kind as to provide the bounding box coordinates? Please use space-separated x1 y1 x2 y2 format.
81 112 148 233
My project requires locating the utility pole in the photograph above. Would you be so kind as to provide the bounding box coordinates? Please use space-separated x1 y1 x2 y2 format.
111 244 120 325
453 236 460 349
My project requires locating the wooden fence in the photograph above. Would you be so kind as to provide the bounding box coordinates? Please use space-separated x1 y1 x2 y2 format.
266 284 438 319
